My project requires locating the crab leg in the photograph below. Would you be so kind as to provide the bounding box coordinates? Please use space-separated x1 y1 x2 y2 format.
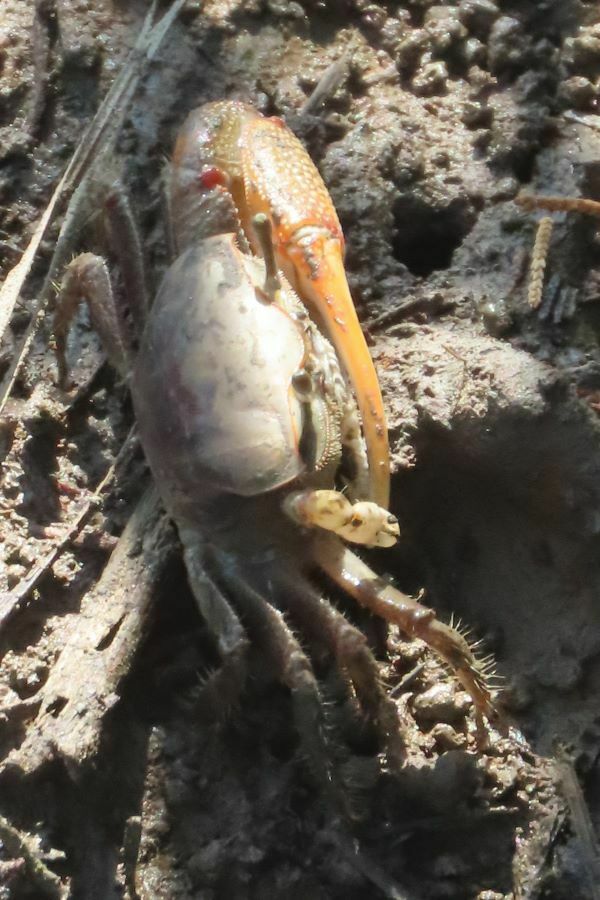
54 253 131 385
313 535 497 726
273 569 407 770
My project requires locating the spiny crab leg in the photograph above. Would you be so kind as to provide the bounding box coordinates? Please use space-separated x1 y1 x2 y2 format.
313 535 497 729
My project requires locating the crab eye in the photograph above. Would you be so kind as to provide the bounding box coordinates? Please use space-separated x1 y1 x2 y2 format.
292 368 314 400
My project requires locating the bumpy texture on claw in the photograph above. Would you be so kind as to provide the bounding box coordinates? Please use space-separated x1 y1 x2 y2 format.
171 101 390 508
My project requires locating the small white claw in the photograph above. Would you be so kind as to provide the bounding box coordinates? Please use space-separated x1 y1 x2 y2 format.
283 489 399 548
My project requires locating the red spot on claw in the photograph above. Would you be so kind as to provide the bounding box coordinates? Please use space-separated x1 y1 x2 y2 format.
198 166 226 189
269 116 286 128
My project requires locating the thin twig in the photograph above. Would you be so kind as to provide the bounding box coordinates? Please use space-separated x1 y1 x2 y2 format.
555 749 600 900
389 662 426 698
517 194 600 218
563 110 600 132
369 293 454 332
328 833 409 900
442 343 468 415
300 52 351 117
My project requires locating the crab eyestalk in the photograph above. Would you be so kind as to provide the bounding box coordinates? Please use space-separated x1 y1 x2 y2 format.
252 213 282 302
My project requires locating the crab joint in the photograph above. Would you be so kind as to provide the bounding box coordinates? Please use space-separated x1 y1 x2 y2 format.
252 213 282 301
283 489 399 548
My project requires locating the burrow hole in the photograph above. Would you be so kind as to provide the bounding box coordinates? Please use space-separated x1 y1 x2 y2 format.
392 195 477 277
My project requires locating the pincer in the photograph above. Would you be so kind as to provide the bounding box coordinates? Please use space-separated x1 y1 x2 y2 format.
167 100 391 509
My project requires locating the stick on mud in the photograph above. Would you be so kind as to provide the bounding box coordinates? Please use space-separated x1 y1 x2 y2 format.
528 216 553 310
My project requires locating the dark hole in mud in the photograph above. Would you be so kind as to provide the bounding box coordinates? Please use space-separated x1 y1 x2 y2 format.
18 423 62 525
46 696 68 718
95 615 125 651
392 196 476 276
509 147 537 184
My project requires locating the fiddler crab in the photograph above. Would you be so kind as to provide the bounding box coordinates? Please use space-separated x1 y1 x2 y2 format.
54 101 496 810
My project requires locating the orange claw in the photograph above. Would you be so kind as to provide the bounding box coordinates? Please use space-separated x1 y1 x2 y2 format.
172 102 390 509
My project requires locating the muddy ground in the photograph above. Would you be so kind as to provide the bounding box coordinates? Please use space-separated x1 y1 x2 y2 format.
2 0 600 897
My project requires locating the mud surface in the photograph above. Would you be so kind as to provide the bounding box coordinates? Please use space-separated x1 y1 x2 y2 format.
2 1 600 898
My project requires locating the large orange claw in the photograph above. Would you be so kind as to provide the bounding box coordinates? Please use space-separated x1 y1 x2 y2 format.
171 102 390 509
